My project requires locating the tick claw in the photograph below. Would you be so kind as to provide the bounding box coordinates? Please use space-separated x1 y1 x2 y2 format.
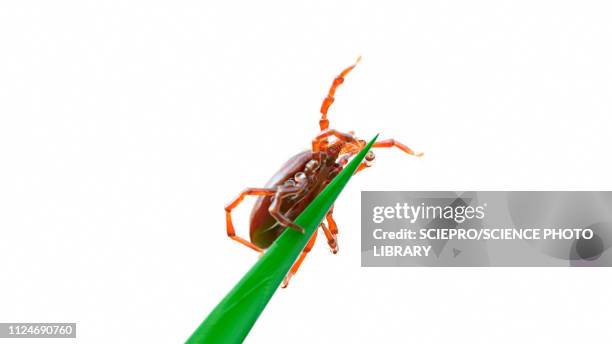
291 225 305 234
281 274 292 288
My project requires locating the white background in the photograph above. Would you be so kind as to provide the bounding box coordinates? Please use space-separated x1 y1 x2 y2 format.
1 1 611 343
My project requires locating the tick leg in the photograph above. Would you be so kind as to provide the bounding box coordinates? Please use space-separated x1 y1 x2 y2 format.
281 230 318 288
268 185 307 233
351 139 422 175
325 206 339 235
322 206 340 252
312 128 359 152
320 222 338 254
355 162 369 174
225 187 276 253
319 56 361 131
373 139 424 157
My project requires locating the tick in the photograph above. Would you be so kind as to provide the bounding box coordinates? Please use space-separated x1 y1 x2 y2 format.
225 57 422 287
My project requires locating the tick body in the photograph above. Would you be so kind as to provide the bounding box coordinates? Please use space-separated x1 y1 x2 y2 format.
224 57 422 287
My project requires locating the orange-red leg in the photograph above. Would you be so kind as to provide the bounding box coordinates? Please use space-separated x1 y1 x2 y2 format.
282 230 318 288
353 140 421 175
355 161 369 174
319 56 362 131
312 128 358 152
225 188 276 253
280 208 340 287
320 222 338 254
326 206 339 235
373 139 424 157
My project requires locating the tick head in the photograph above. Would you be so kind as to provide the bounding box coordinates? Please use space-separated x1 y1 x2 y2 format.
324 143 342 161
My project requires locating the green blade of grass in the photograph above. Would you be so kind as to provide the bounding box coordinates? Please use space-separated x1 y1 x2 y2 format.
186 134 378 344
